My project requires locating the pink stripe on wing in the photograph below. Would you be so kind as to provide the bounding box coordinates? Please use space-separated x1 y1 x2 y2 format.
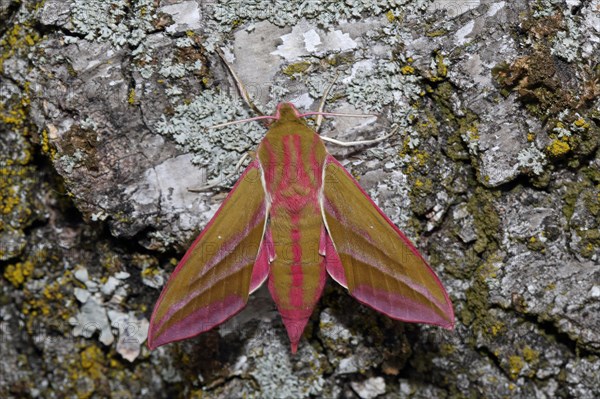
149 295 245 349
353 284 453 328
340 246 449 314
153 253 258 334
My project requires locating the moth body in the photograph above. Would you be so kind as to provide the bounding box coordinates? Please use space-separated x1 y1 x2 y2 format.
148 103 454 353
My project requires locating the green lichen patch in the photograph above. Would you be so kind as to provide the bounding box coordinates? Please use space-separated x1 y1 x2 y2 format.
155 89 264 181
209 0 430 32
425 80 476 162
282 61 312 77
561 169 600 221
408 177 434 217
70 0 157 48
345 58 423 114
461 259 503 337
429 51 448 82
526 235 546 252
543 112 599 167
467 186 501 255
576 228 600 258
560 169 600 259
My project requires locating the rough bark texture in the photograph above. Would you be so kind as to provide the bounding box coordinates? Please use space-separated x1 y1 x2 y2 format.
1 1 599 398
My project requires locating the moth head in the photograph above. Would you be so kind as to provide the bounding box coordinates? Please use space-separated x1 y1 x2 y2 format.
274 102 302 122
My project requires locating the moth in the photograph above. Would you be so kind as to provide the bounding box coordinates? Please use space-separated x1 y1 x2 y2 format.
147 101 455 353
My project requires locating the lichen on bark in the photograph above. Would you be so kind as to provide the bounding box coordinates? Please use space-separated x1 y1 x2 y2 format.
1 0 599 398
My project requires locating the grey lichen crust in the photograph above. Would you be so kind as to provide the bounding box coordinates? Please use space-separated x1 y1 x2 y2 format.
1 0 599 398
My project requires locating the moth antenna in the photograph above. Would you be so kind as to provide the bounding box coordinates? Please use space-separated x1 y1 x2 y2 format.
316 71 341 132
206 115 278 130
299 111 377 119
320 125 399 147
217 48 265 117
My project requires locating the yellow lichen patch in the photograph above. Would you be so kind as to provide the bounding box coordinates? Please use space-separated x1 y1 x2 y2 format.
1 186 20 214
489 322 504 336
386 10 395 22
23 297 51 319
0 158 32 229
3 260 34 287
20 252 74 328
68 344 108 398
0 23 41 74
1 106 28 126
547 139 570 157
413 151 429 167
426 29 448 37
109 358 123 369
282 61 311 76
141 266 161 279
440 343 455 355
527 132 536 142
508 355 524 380
522 346 539 364
100 252 125 273
43 281 65 301
128 88 136 105
189 390 205 399
431 51 448 81
469 126 480 138
19 146 32 166
401 65 415 75
1 78 34 145
80 345 106 380
573 117 589 129
479 260 499 280
399 134 430 175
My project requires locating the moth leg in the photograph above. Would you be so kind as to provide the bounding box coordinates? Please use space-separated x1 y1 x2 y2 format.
217 48 265 117
321 125 399 147
315 71 340 132
188 152 251 192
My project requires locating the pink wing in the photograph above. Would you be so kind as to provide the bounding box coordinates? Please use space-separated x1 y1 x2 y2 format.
320 155 454 328
148 160 272 349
